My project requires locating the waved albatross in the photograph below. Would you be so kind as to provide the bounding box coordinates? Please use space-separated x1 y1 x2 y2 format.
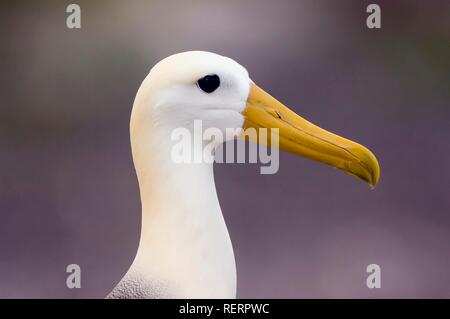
107 51 380 299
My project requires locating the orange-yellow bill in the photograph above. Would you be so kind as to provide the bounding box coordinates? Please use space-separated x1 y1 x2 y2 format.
241 84 380 188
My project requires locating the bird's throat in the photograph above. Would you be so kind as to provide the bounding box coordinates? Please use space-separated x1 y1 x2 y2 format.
129 133 237 298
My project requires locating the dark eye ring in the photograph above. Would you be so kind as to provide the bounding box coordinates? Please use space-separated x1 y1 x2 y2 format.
197 74 220 93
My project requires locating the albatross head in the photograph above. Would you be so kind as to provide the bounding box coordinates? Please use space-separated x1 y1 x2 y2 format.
131 50 380 187
111 51 381 298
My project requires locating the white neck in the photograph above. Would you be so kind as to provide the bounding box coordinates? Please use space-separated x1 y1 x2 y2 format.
128 125 236 298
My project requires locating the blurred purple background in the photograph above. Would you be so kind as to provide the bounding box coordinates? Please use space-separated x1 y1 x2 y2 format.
1 0 449 298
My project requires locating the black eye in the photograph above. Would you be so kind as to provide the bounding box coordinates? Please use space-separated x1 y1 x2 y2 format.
197 74 220 93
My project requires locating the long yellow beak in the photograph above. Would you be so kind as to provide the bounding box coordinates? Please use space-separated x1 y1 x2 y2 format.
242 84 380 188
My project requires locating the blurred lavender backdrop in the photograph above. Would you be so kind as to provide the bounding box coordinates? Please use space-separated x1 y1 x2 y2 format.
0 0 449 298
